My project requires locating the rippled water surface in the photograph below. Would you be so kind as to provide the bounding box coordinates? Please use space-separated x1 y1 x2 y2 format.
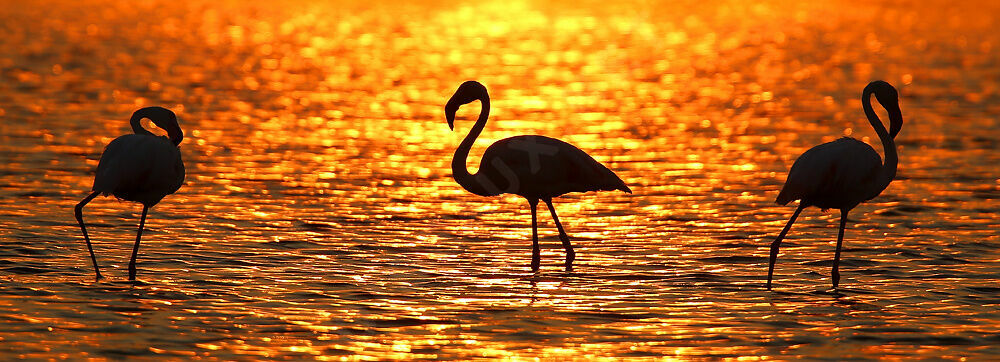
1 0 999 359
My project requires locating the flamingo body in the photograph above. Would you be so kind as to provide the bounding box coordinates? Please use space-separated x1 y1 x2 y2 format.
476 135 630 199
75 106 184 280
445 81 630 271
776 137 882 210
766 80 903 290
94 133 184 207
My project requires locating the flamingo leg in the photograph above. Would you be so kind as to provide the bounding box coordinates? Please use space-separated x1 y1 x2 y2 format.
75 191 103 280
831 210 848 289
128 205 149 281
767 203 806 290
528 199 540 272
543 198 574 271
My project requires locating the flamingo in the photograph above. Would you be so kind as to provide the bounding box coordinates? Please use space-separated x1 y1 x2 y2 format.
445 80 631 272
766 80 903 290
75 106 185 281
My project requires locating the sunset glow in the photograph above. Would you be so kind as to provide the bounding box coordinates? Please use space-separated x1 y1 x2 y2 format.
0 0 998 359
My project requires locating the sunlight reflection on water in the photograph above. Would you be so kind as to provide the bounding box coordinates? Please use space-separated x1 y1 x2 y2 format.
0 0 998 359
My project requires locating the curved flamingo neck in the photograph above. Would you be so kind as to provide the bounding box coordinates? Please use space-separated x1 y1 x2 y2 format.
130 113 156 137
451 96 495 196
130 107 183 146
862 87 898 192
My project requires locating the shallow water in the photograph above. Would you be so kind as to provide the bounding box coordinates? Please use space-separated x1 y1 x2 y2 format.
1 0 998 359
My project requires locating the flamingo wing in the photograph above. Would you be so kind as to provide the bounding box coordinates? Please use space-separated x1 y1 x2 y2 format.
551 137 631 194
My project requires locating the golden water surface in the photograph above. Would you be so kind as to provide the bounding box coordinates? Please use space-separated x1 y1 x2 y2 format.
0 0 998 359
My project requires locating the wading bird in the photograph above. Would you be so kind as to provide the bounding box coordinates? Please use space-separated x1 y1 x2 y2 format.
766 80 903 289
75 107 185 281
445 81 631 272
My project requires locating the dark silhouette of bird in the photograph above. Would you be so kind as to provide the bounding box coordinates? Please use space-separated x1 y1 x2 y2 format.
75 106 185 281
445 81 631 272
766 80 903 290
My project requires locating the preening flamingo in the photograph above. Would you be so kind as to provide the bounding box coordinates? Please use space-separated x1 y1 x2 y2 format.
75 107 185 281
445 81 631 272
766 80 903 289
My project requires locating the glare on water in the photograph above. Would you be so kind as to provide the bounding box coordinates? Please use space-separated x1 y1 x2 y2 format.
0 0 998 359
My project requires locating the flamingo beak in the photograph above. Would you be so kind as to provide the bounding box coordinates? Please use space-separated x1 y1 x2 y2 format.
445 100 458 131
888 103 903 139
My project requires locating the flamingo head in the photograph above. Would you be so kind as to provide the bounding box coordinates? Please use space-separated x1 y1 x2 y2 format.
445 81 488 131
444 101 457 131
869 80 903 139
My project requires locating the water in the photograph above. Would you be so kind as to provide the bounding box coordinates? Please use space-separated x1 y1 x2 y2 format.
1 0 998 359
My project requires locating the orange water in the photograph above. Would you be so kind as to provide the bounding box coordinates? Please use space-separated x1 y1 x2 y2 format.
0 0 998 359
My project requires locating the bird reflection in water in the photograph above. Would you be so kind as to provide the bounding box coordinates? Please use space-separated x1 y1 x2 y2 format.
445 81 631 272
766 81 903 290
75 107 185 281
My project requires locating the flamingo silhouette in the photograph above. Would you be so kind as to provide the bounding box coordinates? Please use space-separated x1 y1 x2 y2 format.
445 81 631 272
766 80 903 290
75 106 185 281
